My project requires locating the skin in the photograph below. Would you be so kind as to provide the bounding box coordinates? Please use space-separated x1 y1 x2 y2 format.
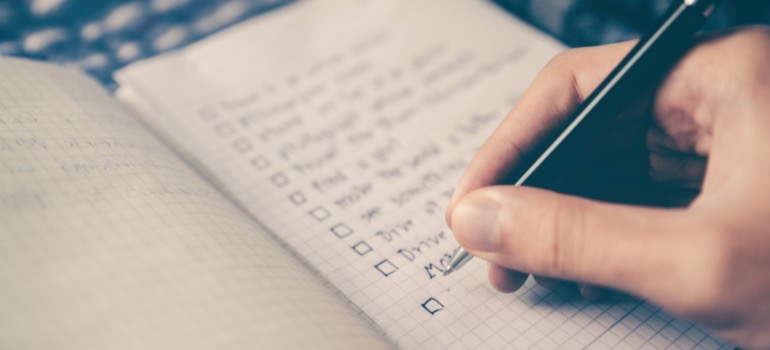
445 27 770 348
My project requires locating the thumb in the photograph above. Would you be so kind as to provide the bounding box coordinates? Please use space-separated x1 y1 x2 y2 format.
450 186 696 299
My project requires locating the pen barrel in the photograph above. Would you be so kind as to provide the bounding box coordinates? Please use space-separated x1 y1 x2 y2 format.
444 0 718 275
515 0 717 189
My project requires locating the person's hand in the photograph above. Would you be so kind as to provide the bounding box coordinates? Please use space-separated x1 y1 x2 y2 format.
445 27 770 348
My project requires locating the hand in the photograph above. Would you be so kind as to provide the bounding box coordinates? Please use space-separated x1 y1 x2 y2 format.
445 27 770 348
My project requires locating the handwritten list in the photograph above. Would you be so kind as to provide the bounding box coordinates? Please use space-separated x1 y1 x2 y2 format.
116 0 728 348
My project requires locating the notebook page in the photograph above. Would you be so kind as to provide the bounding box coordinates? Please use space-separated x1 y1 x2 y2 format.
115 1 728 348
0 57 392 350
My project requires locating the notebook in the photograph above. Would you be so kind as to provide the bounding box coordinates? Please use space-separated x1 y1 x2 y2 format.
0 0 729 348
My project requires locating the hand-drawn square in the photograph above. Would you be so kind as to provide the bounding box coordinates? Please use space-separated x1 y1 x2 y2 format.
232 138 253 153
374 259 398 277
213 122 236 137
351 241 372 256
330 223 353 238
270 173 289 188
289 191 306 205
421 297 444 315
198 106 219 122
309 206 330 221
250 156 271 171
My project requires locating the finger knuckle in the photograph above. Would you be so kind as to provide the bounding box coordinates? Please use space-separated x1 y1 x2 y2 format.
537 49 579 87
541 48 585 81
545 49 581 70
536 198 587 278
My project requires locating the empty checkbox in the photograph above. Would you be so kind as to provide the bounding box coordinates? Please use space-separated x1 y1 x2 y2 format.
232 138 253 153
289 191 306 205
330 223 353 238
421 297 444 315
351 241 372 256
374 259 398 277
270 173 289 187
309 207 330 221
250 156 270 171
213 122 236 137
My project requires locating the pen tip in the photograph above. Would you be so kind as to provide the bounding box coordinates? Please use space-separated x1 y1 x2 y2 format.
443 267 453 276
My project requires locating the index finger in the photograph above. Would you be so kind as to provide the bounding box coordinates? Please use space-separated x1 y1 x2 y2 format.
445 41 636 226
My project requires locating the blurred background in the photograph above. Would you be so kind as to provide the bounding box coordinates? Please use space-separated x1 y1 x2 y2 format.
0 0 768 87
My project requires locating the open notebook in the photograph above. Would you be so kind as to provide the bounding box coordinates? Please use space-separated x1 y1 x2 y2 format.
0 0 729 349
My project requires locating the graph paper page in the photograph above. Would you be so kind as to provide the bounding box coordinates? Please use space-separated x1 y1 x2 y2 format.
116 0 728 348
0 57 392 350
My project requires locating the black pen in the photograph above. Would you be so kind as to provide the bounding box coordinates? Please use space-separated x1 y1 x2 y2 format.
444 0 720 276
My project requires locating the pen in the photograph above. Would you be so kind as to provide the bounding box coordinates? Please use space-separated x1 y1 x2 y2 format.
444 0 720 276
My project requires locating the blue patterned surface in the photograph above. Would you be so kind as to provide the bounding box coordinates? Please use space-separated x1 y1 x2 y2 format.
1 0 768 87
0 0 292 86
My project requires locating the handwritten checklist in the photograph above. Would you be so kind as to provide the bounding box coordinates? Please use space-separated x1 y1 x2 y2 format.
115 0 728 348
